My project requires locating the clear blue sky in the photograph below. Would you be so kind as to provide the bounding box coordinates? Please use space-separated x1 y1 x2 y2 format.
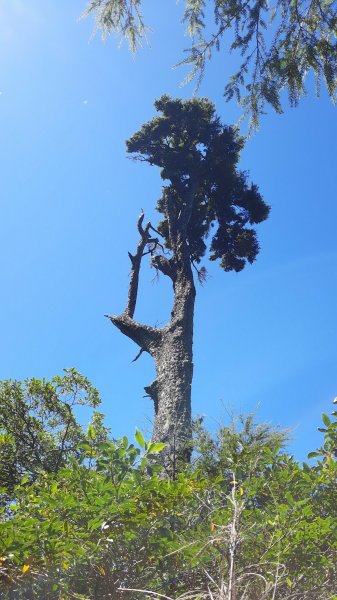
0 1 336 460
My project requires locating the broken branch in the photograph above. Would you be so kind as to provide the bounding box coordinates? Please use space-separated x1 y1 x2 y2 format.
126 211 151 318
151 255 176 281
105 313 161 356
132 347 144 362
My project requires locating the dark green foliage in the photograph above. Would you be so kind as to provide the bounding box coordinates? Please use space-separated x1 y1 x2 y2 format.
83 1 337 129
127 96 269 272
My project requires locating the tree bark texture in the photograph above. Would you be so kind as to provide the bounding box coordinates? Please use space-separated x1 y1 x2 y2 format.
106 197 197 470
147 267 195 466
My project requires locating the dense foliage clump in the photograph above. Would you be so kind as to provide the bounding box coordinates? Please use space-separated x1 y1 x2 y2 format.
1 373 336 599
0 369 103 507
127 95 269 272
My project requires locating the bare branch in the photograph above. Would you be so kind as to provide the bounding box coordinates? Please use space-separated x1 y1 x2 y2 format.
137 210 145 235
105 313 161 355
151 255 176 280
126 211 151 319
132 347 144 362
149 222 162 236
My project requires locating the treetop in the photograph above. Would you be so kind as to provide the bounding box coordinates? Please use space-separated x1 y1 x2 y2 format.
127 95 270 272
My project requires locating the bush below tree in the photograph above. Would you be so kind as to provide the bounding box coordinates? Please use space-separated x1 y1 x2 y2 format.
0 372 337 599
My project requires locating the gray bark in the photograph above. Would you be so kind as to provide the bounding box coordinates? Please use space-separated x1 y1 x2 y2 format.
145 265 195 468
106 260 195 470
106 177 198 470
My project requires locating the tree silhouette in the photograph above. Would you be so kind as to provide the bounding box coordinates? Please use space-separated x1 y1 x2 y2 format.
106 96 269 469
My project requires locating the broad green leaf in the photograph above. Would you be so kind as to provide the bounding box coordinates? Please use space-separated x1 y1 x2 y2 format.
322 413 331 427
133 470 142 484
147 442 166 454
87 423 95 439
135 429 145 448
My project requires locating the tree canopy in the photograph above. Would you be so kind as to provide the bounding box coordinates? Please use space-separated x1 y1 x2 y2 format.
83 0 337 128
127 95 269 272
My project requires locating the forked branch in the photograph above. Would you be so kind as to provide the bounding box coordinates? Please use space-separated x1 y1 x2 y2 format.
105 211 163 356
126 211 151 319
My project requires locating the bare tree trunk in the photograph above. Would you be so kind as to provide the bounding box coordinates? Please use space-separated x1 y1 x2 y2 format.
106 203 197 470
146 265 195 469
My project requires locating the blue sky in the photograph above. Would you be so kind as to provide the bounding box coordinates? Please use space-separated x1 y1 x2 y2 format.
0 0 336 460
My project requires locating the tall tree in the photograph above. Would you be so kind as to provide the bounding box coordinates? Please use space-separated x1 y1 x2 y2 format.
106 96 269 468
83 0 337 129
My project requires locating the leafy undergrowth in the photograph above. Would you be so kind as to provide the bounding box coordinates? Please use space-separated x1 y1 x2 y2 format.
0 371 336 599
